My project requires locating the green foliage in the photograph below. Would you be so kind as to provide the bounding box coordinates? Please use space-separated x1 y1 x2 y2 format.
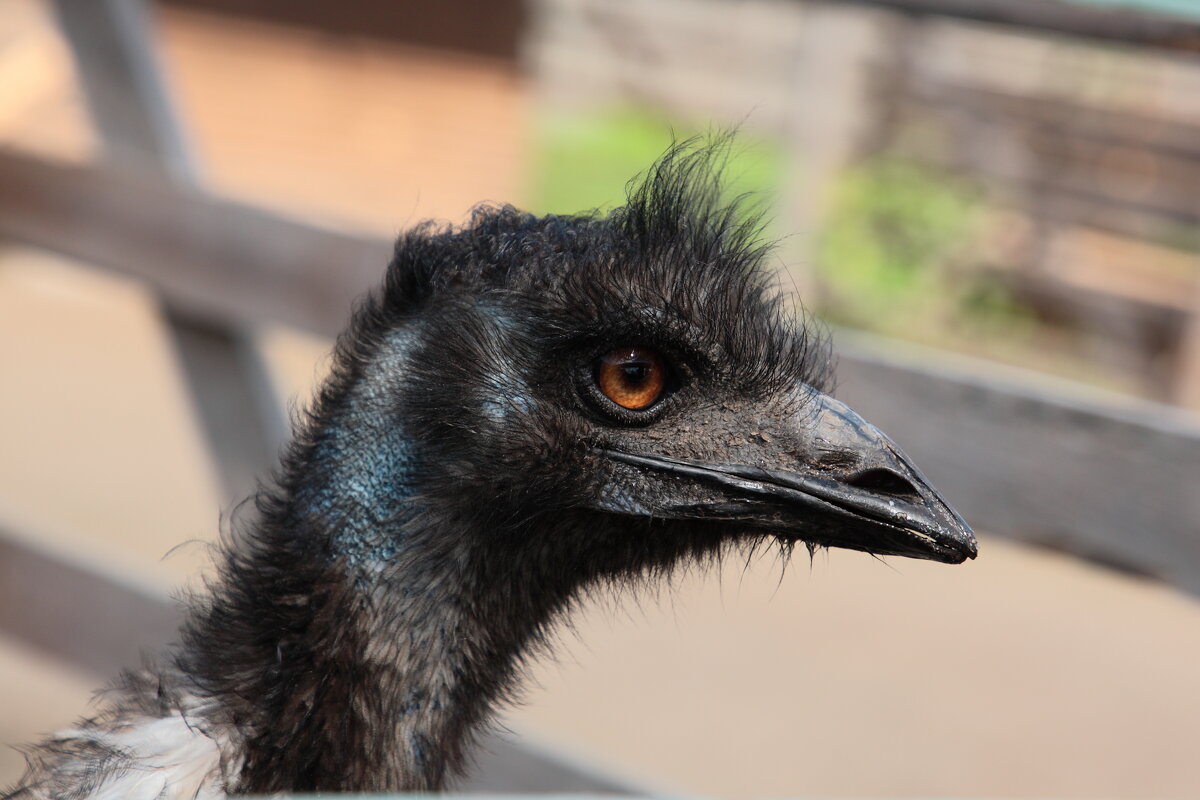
816 158 1031 340
529 113 1037 351
526 107 785 217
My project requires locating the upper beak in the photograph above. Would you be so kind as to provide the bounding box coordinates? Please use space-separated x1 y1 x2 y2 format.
599 392 977 565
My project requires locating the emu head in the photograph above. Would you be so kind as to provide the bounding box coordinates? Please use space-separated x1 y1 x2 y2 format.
305 144 975 590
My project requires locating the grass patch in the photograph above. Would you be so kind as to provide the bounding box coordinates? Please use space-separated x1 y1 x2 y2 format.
525 107 785 217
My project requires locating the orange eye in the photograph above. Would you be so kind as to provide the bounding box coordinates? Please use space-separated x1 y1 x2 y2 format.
596 347 667 410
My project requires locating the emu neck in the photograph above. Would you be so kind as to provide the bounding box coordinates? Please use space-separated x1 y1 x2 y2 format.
182 332 564 793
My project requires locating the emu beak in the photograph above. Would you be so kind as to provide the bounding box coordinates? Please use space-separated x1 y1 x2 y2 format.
600 393 977 564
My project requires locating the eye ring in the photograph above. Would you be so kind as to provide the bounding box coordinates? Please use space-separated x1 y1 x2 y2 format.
595 347 667 411
578 344 679 424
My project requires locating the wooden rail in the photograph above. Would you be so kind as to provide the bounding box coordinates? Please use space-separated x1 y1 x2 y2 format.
0 150 387 338
900 83 1200 228
827 0 1200 53
0 515 180 678
837 336 1200 594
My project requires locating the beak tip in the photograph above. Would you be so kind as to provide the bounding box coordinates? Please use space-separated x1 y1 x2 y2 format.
954 531 979 563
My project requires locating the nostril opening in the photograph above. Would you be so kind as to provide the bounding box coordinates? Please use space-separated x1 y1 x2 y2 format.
845 468 921 501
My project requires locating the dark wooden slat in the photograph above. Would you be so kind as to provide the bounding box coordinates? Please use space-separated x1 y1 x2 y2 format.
0 148 380 502
837 335 1200 594
927 82 1200 162
898 125 1200 228
885 91 1200 228
0 524 182 678
156 0 527 64
826 0 1200 53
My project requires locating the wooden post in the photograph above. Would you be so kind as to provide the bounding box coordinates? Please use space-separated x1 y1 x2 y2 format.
48 0 287 503
1175 285 1200 410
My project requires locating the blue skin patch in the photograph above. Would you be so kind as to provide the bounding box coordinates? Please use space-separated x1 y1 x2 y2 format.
344 442 412 563
295 328 422 568
299 420 418 567
295 322 531 569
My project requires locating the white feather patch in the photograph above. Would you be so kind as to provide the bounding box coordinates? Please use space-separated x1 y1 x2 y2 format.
46 712 236 800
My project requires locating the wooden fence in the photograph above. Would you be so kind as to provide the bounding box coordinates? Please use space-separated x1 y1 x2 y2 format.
2 0 1200 793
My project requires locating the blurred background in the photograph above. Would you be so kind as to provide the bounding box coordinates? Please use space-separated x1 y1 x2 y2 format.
1 0 1199 797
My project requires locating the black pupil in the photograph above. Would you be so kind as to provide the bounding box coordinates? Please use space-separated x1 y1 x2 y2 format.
622 363 650 385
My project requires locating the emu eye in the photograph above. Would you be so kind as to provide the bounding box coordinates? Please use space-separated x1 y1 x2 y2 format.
595 347 667 411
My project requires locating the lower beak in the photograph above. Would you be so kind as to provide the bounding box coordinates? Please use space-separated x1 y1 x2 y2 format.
601 393 977 565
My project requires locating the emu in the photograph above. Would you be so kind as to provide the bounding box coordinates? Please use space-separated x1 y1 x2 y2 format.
3 143 975 799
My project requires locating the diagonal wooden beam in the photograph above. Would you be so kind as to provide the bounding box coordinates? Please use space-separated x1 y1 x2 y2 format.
0 149 389 338
0 517 182 678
